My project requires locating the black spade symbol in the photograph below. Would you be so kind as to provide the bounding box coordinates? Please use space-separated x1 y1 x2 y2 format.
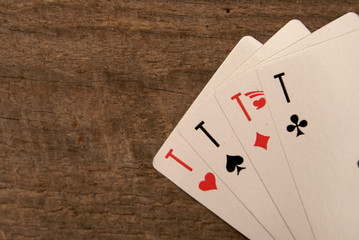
226 155 246 175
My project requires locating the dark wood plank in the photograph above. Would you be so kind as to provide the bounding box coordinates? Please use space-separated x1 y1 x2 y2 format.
0 1 358 239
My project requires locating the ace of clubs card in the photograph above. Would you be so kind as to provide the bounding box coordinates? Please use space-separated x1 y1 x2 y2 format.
258 29 359 240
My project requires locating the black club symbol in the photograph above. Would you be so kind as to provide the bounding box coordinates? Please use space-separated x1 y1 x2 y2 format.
287 114 308 137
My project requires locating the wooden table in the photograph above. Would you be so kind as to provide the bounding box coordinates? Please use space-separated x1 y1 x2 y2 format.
0 1 358 239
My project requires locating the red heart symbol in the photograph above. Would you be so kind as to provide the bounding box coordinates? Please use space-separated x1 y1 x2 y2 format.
253 97 266 110
199 172 217 191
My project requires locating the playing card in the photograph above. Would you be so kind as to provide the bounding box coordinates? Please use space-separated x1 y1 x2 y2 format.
153 36 264 238
214 12 359 240
176 20 312 240
153 131 274 240
258 29 359 240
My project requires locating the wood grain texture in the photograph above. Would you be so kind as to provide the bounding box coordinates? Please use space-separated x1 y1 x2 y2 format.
0 1 357 239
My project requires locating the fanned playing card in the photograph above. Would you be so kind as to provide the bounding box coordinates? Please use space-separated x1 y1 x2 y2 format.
258 29 359 240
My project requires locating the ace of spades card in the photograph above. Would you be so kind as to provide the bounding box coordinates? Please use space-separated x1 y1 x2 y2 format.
258 29 359 240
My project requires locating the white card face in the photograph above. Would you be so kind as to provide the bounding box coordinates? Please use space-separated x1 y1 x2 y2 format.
214 12 359 240
258 30 359 240
153 131 274 240
177 96 294 240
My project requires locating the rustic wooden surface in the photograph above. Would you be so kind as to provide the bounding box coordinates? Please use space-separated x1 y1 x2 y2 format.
0 1 358 239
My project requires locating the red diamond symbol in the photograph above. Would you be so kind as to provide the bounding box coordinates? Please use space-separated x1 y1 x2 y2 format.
254 132 270 150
